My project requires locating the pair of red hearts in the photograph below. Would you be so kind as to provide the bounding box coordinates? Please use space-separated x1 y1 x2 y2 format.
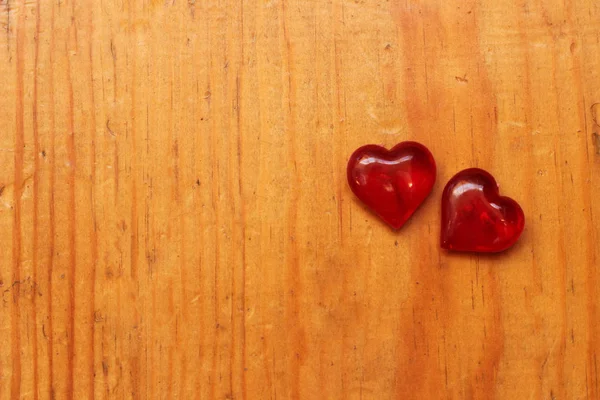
347 142 525 253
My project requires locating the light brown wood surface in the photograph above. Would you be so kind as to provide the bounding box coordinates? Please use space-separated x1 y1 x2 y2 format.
1 0 599 398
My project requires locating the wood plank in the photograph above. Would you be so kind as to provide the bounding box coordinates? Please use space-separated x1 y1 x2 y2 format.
0 0 598 398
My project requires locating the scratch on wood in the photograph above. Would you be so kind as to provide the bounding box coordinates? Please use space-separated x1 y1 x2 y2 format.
571 328 575 344
452 105 456 134
106 119 116 137
471 280 475 310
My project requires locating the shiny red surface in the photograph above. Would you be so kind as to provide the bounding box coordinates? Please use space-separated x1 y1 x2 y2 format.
347 142 436 229
440 168 525 253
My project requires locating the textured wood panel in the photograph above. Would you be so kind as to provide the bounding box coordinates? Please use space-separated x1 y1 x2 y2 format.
0 0 599 398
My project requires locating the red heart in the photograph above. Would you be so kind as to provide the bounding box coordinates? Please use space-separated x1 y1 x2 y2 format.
440 168 525 253
347 142 436 229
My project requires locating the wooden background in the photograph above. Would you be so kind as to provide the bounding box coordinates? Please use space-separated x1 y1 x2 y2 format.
1 0 599 398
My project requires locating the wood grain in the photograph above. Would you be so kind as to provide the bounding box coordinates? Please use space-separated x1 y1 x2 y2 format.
1 0 599 398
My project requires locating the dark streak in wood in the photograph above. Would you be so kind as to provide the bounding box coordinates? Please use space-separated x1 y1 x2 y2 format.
593 132 600 155
87 2 98 398
281 1 303 399
129 38 139 282
591 103 600 126
236 50 248 399
5 0 10 57
65 18 78 397
47 0 57 393
111 38 117 104
32 0 42 398
11 0 25 396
